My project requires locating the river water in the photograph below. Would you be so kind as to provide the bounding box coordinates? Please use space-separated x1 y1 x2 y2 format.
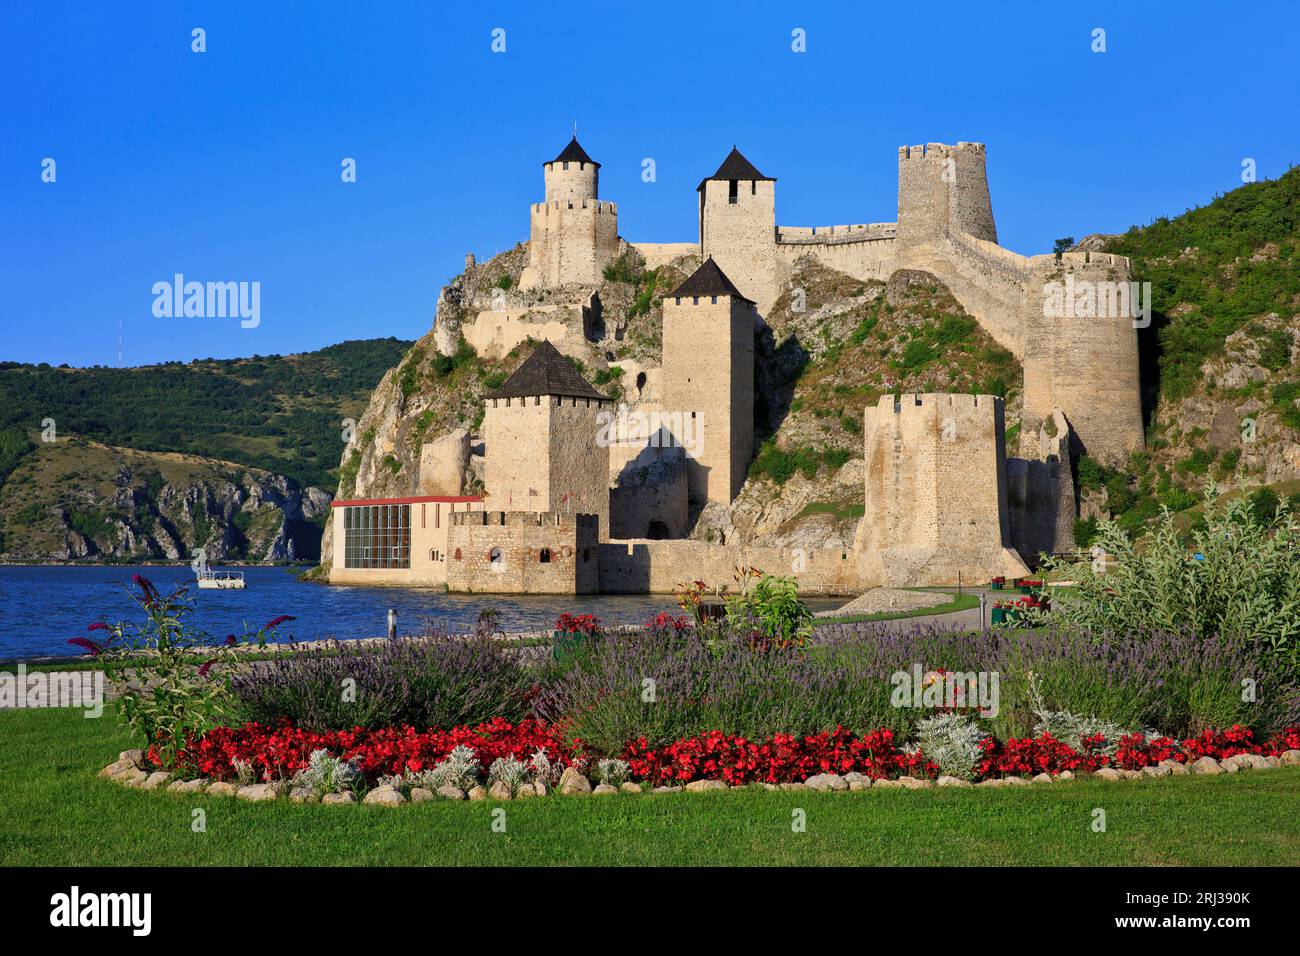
0 565 847 660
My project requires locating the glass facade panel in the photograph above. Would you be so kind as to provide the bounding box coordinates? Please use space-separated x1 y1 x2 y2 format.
342 504 411 569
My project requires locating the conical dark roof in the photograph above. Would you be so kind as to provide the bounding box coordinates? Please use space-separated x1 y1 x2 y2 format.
485 339 609 401
666 257 754 305
549 136 599 168
697 146 773 190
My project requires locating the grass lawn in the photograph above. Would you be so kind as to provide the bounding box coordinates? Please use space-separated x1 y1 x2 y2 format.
3 708 1297 867
816 592 980 625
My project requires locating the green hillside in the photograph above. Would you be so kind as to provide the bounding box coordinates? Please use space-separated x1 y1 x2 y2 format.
1076 167 1300 542
1107 164 1300 404
0 338 412 491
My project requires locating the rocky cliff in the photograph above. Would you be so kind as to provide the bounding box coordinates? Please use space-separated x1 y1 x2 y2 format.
0 436 330 563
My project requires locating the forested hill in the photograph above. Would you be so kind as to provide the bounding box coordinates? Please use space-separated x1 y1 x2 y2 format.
1066 165 1300 542
0 338 412 491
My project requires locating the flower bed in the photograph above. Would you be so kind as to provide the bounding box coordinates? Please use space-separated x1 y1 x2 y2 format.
99 719 1300 804
169 717 573 781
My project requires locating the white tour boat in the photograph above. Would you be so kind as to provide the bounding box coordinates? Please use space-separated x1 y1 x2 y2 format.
196 570 246 590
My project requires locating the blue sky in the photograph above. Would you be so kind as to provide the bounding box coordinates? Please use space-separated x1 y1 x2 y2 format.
1 1 1296 367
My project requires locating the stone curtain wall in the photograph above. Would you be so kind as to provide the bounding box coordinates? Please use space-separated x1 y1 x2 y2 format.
609 458 689 540
447 511 599 594
856 393 1029 586
773 228 899 284
629 242 699 270
910 230 1143 466
598 538 869 595
463 301 585 360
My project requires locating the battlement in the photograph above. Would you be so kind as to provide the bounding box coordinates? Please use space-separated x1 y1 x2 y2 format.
452 510 599 529
898 142 987 161
776 222 897 245
487 394 608 409
531 200 617 214
1026 250 1130 271
881 392 1003 415
543 159 598 173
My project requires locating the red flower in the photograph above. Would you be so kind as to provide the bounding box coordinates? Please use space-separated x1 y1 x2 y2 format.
87 621 110 633
264 615 295 630
197 659 218 677
131 574 159 607
67 637 103 657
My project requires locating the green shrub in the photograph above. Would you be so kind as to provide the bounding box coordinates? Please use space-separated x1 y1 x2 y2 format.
899 339 934 370
1036 484 1300 679
849 313 878 345
725 572 815 648
602 254 639 285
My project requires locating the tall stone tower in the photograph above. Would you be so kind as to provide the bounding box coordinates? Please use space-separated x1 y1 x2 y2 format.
482 340 612 540
856 393 1028 585
896 142 996 250
661 258 755 506
519 137 619 290
697 147 778 314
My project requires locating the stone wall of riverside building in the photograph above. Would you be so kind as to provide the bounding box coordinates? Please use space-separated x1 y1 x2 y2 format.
447 511 600 594
854 393 1030 586
598 538 870 595
660 290 755 506
482 394 611 541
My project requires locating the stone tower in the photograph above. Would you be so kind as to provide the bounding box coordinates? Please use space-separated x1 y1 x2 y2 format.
482 339 612 540
519 137 619 290
661 258 755 506
697 147 779 314
856 393 1028 585
896 142 996 251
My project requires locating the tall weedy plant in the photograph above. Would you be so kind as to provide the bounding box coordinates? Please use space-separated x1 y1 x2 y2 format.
74 575 280 765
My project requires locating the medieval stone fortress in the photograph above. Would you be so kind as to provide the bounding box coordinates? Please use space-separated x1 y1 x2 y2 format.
329 136 1145 595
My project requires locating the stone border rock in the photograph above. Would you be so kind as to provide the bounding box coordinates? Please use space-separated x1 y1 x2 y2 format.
98 749 1300 804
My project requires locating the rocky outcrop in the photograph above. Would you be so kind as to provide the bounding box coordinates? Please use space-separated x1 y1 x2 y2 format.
0 438 329 563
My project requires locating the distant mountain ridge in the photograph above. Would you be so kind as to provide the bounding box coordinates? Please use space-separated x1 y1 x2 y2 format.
0 338 412 490
0 338 412 563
